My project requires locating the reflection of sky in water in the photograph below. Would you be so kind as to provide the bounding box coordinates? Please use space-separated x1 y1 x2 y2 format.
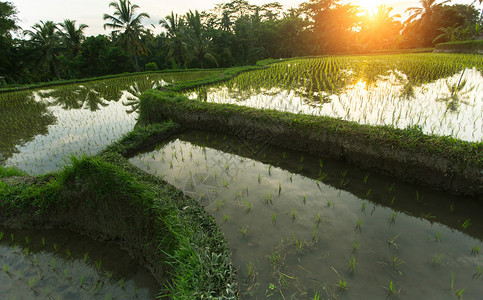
130 137 483 299
4 90 137 175
191 68 483 142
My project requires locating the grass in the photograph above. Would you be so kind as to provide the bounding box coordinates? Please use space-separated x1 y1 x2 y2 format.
138 88 482 196
0 122 238 298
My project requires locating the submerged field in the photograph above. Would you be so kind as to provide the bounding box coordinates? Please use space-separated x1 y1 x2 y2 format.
130 130 483 299
188 54 483 142
0 70 221 174
1 54 482 298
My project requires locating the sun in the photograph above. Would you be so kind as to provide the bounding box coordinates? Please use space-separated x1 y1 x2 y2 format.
353 0 382 16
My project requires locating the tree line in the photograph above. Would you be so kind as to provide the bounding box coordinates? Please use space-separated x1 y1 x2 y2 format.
0 0 481 84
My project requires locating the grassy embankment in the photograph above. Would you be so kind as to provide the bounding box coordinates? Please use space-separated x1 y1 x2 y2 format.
435 40 483 54
0 122 238 299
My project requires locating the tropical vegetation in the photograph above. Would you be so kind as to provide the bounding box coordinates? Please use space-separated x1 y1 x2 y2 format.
0 0 481 83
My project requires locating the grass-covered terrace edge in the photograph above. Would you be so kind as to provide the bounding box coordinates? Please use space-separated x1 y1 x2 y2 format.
138 89 482 198
0 121 238 299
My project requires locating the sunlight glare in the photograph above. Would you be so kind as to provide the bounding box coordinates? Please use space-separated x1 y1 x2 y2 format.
353 0 382 15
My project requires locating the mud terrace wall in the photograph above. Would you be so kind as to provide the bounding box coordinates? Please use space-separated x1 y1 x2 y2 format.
139 90 482 198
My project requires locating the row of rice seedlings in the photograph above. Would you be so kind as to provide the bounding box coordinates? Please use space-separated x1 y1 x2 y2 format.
189 54 482 141
0 230 141 298
0 70 220 166
133 138 483 298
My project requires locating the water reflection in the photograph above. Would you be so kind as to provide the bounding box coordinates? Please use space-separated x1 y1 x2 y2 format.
129 131 483 299
0 71 222 174
188 60 482 142
0 91 55 164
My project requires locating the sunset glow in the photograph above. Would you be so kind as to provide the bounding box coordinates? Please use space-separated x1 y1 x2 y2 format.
353 0 387 15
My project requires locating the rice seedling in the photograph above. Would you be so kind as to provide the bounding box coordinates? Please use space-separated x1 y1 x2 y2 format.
355 218 363 232
278 182 282 195
337 279 348 291
224 214 231 223
272 213 277 224
258 173 262 184
315 214 321 226
414 190 424 202
243 199 252 212
473 265 483 280
434 232 442 242
387 235 400 249
80 275 85 287
0 231 3 240
361 201 367 212
388 211 399 225
462 219 471 229
352 241 361 254
384 280 400 298
265 192 273 205
385 183 395 192
363 173 370 184
349 256 357 274
455 288 466 299
240 225 248 237
365 189 372 197
431 254 443 268
292 209 297 221
471 245 480 256
391 256 405 272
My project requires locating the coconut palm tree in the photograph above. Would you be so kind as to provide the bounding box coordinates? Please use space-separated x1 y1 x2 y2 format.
58 19 88 57
23 21 62 80
404 0 451 45
185 10 218 68
405 0 451 25
159 12 187 68
103 0 150 71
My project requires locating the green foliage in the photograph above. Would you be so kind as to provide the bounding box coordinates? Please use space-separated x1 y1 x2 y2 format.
435 40 483 53
144 62 159 71
0 122 238 298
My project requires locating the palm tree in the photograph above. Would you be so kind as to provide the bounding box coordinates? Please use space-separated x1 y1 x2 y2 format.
103 0 150 71
58 19 88 57
405 0 451 45
23 21 62 80
185 10 218 68
432 24 462 43
159 12 187 68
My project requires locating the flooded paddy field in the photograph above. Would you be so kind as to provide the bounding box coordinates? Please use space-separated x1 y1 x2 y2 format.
0 226 159 299
188 54 483 142
0 71 220 175
130 130 483 299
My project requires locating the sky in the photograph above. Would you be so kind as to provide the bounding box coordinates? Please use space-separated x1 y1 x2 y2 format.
13 0 479 37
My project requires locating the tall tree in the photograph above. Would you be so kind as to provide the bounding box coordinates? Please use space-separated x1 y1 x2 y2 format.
360 5 402 50
185 10 218 68
103 0 150 71
58 19 88 57
159 12 187 68
23 21 62 80
0 1 18 38
404 0 451 45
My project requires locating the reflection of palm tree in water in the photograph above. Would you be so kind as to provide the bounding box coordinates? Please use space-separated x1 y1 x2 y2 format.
439 69 472 113
123 77 163 113
42 85 110 111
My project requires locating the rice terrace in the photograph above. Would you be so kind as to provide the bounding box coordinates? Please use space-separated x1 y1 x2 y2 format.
0 0 482 299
